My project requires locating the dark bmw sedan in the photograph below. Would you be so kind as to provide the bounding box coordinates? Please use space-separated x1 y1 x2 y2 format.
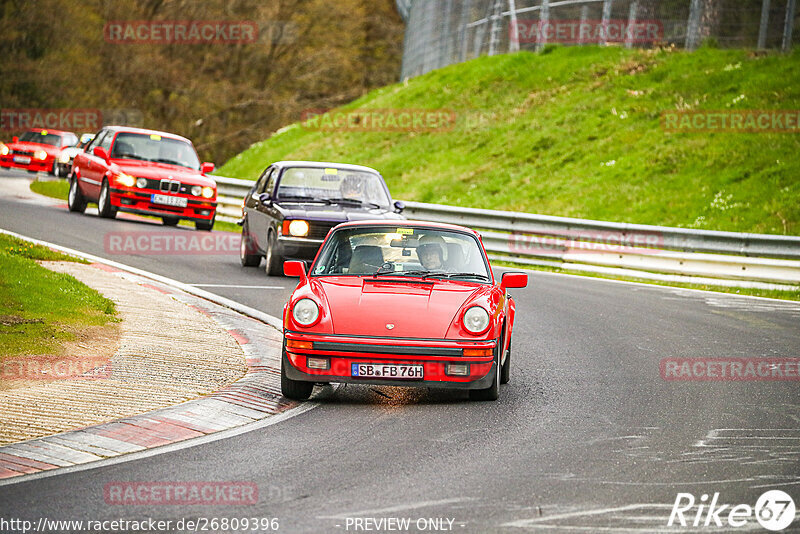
239 161 405 275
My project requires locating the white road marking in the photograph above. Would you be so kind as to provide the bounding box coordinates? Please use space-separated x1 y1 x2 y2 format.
318 497 473 519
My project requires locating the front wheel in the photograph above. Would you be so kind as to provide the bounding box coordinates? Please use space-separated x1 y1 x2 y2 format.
240 220 261 267
264 231 283 276
195 215 214 231
469 344 501 401
97 180 117 219
281 352 314 400
52 160 60 177
67 178 87 213
501 334 511 385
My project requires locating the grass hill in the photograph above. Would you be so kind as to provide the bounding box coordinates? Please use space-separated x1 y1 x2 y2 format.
219 45 800 235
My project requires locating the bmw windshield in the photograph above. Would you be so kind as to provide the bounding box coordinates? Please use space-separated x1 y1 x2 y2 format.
109 132 201 170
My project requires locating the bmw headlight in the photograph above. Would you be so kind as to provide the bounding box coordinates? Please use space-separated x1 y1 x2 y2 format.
117 173 136 188
0 144 8 156
191 185 202 196
292 298 319 326
463 306 490 334
34 150 47 160
58 152 70 164
136 177 147 188
201 186 214 199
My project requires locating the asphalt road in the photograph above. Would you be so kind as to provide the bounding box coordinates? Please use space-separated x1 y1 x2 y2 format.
1 169 799 533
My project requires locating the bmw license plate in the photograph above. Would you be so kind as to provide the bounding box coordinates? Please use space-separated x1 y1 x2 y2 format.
151 194 187 208
13 156 31 164
351 363 424 379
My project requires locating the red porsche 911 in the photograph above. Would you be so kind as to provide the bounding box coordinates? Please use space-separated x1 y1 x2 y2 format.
281 221 527 401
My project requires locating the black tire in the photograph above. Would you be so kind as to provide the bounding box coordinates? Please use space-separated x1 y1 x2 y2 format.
264 231 283 276
97 180 117 219
67 177 87 213
195 215 214 231
162 217 179 226
281 351 314 400
240 220 261 267
501 334 511 385
52 160 59 177
469 341 501 401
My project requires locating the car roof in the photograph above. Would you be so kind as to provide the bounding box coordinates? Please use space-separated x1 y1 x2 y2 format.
104 126 192 144
273 160 382 175
333 219 481 238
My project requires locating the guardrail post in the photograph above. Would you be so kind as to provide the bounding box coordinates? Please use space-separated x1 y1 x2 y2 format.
783 0 797 52
758 0 771 49
625 0 639 49
538 0 550 51
599 0 613 45
686 0 703 50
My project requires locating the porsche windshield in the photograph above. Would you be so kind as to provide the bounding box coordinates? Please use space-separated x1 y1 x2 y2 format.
109 132 201 170
276 167 391 209
312 227 490 280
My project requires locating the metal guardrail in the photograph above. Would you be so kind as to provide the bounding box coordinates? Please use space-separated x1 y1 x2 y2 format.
211 175 800 287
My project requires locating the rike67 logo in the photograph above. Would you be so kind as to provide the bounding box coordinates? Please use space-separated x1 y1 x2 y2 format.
668 490 795 531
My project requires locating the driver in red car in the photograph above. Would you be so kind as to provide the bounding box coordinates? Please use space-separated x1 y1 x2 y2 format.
418 234 446 271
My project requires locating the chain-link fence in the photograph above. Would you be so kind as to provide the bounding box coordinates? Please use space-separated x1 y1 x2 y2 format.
399 0 798 79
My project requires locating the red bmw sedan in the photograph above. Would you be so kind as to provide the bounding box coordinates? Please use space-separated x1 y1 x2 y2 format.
281 221 528 401
69 126 217 230
0 129 78 174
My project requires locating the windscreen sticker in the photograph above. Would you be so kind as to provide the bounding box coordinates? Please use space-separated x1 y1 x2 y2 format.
150 134 161 141
324 168 338 175
41 130 48 135
396 228 414 235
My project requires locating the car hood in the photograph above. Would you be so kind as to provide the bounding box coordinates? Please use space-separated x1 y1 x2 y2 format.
279 203 404 221
316 277 481 338
7 141 60 154
112 159 215 187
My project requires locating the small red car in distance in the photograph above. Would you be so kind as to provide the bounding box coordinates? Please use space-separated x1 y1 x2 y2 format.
281 220 528 401
0 129 78 174
69 126 217 230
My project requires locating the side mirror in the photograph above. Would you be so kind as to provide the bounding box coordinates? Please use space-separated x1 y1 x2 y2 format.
93 146 110 163
284 260 307 279
393 200 405 213
12 136 18 143
258 192 272 205
500 272 528 291
201 162 215 174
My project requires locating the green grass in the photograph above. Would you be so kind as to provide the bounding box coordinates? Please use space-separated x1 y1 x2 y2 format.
30 179 68 200
0 234 117 357
29 180 240 233
220 45 800 236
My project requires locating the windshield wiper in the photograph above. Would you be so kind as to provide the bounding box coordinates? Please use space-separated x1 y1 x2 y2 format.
113 153 147 161
328 197 382 209
278 195 332 204
427 272 491 281
152 157 188 167
372 268 434 279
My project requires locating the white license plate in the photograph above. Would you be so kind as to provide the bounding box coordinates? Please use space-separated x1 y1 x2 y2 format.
151 194 187 208
351 363 424 379
13 156 30 164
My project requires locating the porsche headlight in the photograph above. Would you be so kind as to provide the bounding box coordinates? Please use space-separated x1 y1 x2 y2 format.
288 220 309 237
117 173 136 188
201 186 214 199
463 306 490 334
0 144 8 156
292 298 319 326
34 150 47 160
191 185 202 196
